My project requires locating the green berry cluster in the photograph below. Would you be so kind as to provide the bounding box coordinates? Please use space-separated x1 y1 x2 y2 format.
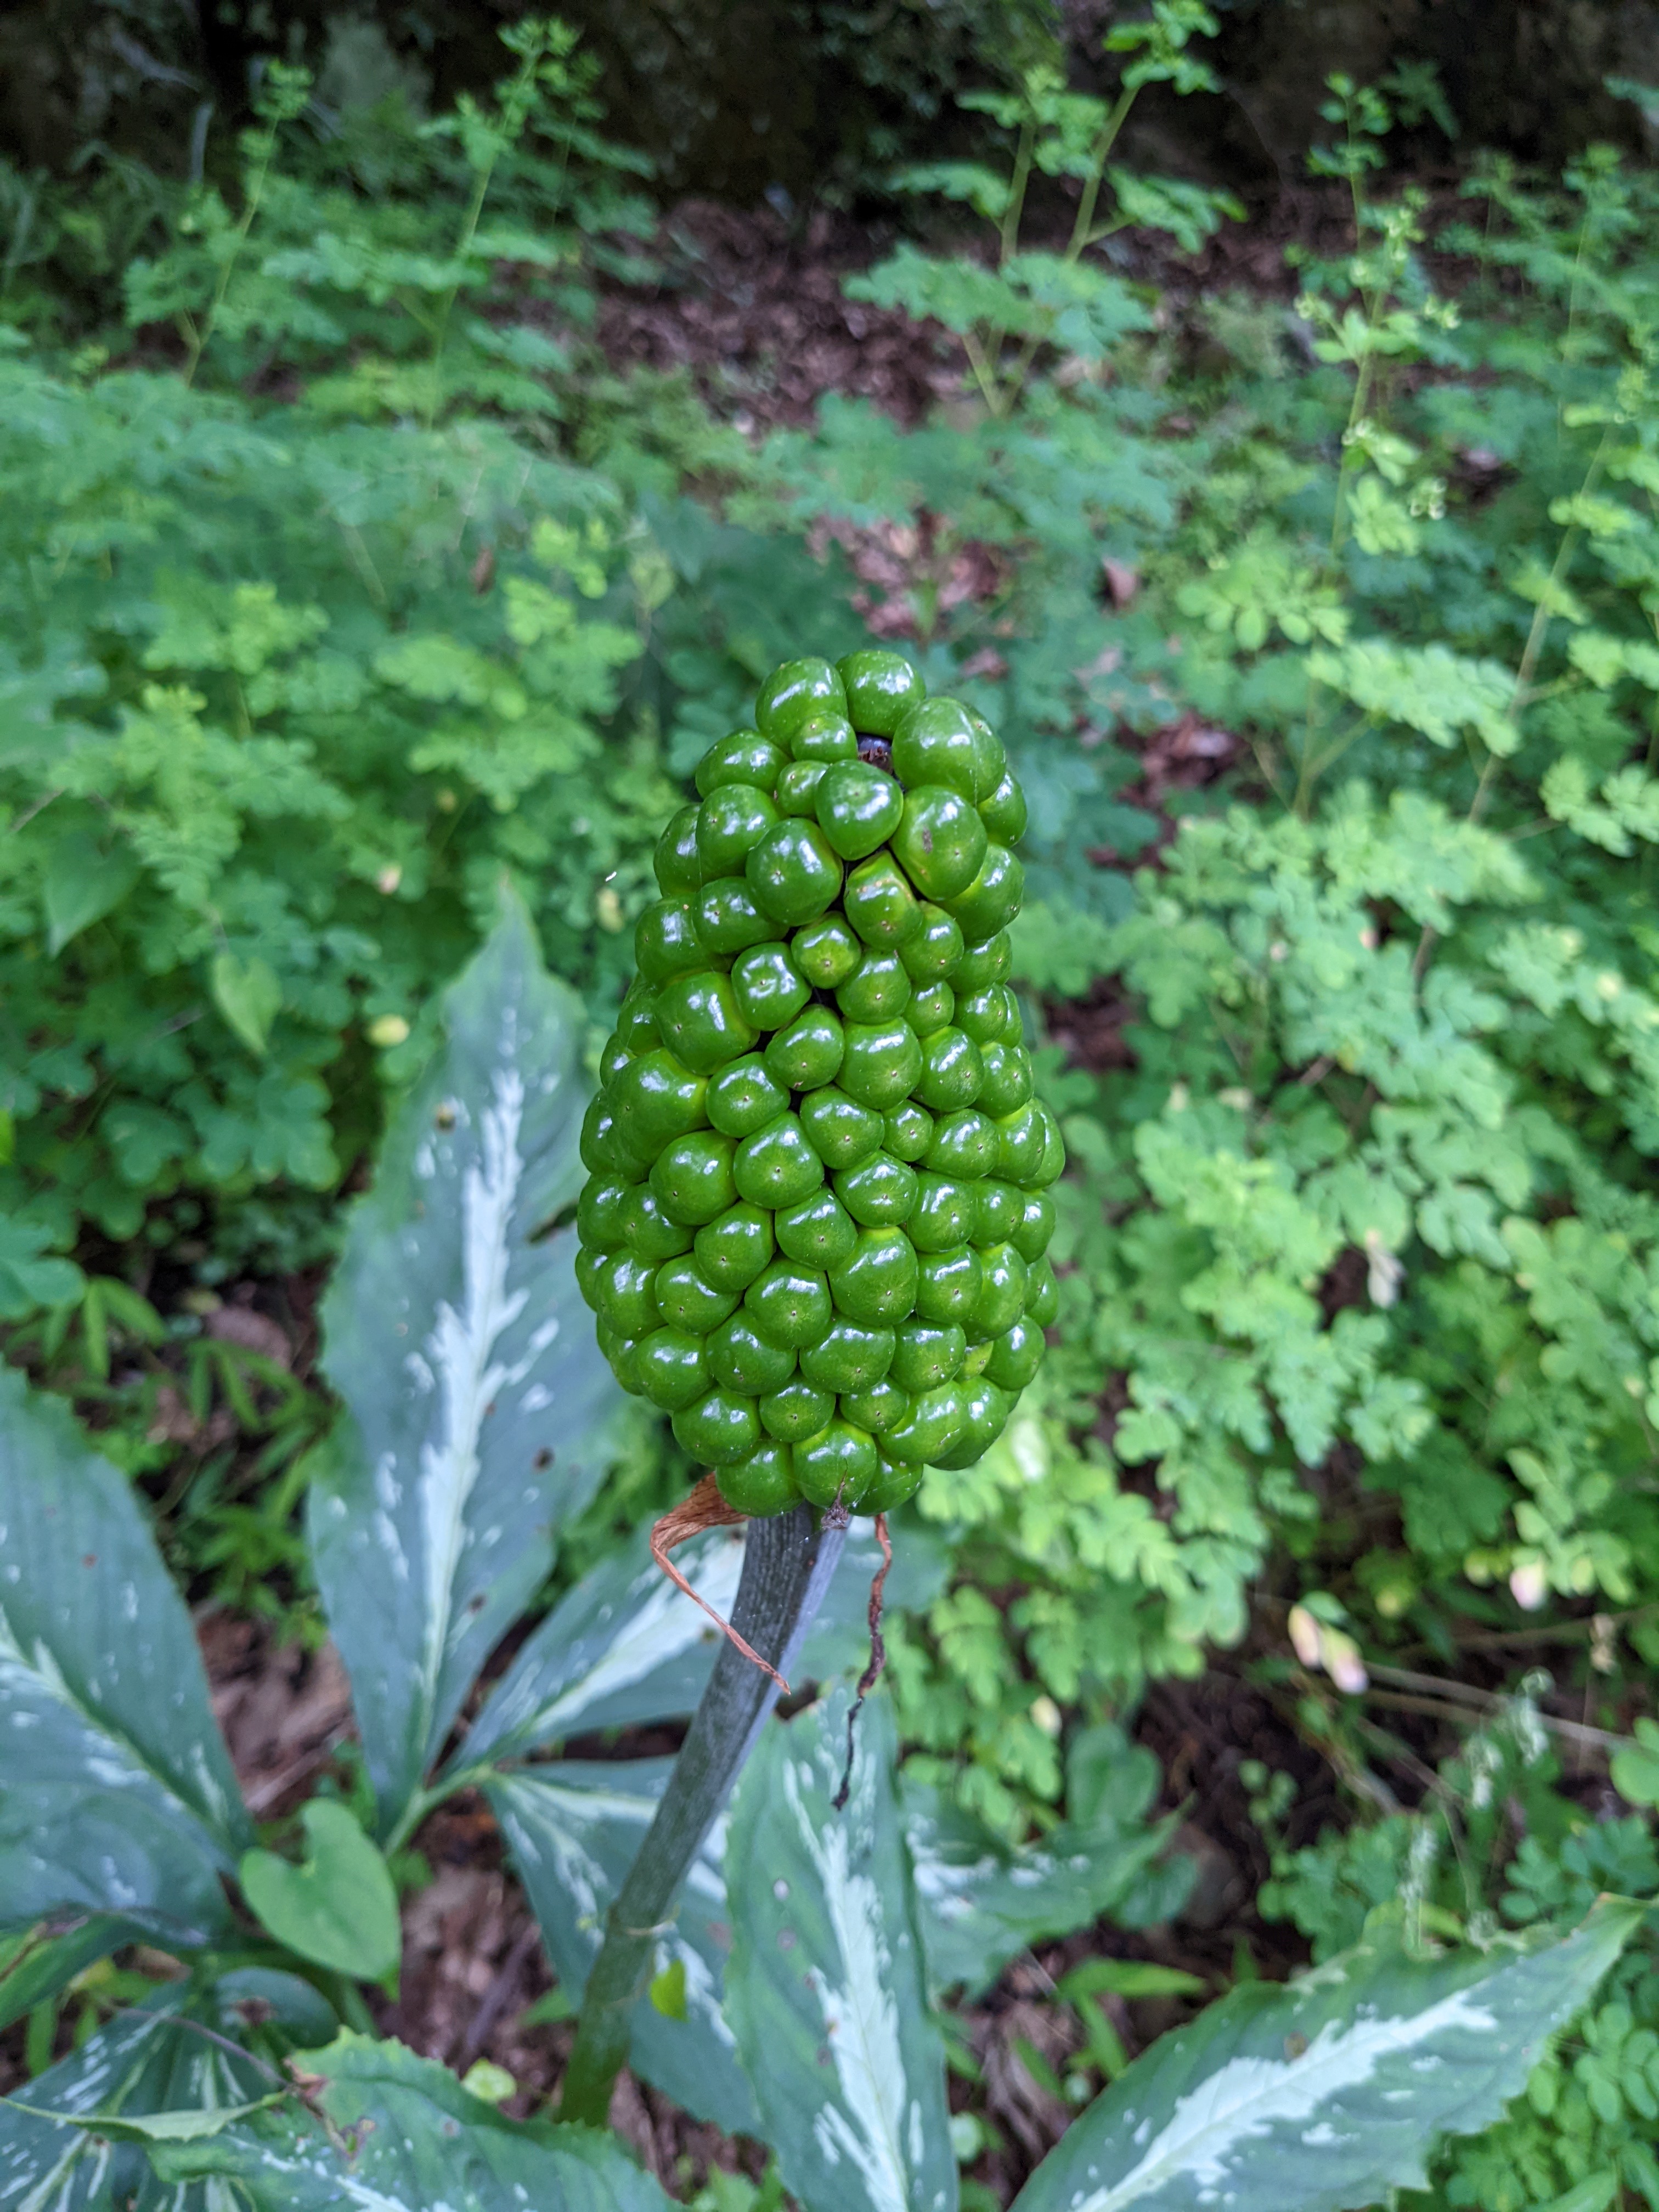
575 648 1064 1519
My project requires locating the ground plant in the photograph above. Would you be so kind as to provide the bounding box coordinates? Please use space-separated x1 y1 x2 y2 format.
0 902 1638 2208
1 7 1658 2210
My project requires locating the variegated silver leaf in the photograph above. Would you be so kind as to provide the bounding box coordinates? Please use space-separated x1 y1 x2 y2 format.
451 1515 939 1779
901 1781 1178 1999
0 1990 269 2211
1013 1901 1639 2212
308 895 617 1837
0 1367 247 1947
138 2032 673 2212
724 1688 957 2212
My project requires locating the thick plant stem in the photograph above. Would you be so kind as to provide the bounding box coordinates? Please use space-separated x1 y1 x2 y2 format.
557 1503 845 2125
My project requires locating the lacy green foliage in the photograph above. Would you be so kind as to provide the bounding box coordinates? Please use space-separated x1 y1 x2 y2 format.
125 26 654 421
0 18 653 368
0 353 650 1255
845 2 1237 420
5 8 1659 1899
749 78 1659 1830
0 27 839 1535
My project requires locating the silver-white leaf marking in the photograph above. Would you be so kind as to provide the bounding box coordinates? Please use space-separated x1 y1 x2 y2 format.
1065 1989 1499 2212
480 1543 743 1751
496 1778 654 1931
415 1062 528 1719
783 1745 916 2212
0 1610 234 1846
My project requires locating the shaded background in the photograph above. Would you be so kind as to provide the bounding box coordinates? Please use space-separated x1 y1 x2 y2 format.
6 0 1659 205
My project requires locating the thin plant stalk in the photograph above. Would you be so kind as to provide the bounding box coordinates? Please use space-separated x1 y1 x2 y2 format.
420 25 555 431
557 1502 846 2126
180 69 308 390
1065 84 1138 261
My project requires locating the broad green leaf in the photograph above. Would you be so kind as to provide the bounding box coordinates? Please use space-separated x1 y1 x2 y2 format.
209 951 284 1056
1012 1903 1640 2212
724 1689 957 2212
0 1990 270 2211
901 1781 1178 1998
452 1516 942 1776
0 1365 248 1942
489 1759 759 2136
139 2032 673 2212
239 1801 400 1982
41 831 140 956
308 894 618 1837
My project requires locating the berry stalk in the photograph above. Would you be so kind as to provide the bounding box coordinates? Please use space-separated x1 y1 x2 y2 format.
557 1502 846 2125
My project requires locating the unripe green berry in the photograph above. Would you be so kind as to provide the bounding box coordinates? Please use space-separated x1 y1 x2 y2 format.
698 784 779 877
636 1327 712 1412
795 1419 879 1508
837 648 923 736
775 1188 860 1269
706 1054 789 1139
792 913 862 988
759 1379 836 1442
695 732 785 797
654 806 703 896
718 1440 800 1516
695 878 782 958
816 762 904 861
799 1086 883 1172
673 1387 761 1465
695 1201 775 1290
579 654 1060 1510
756 659 847 748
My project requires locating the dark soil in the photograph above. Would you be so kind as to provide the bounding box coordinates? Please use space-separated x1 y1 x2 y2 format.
597 200 963 435
589 176 1374 441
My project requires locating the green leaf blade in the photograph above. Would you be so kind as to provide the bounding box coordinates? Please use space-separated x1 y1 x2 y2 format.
308 894 619 1838
0 1366 249 1942
239 1801 400 1982
139 2033 674 2212
723 1689 958 2212
1013 1905 1640 2212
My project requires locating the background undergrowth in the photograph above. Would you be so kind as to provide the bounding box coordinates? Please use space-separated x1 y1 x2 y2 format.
5 11 1659 2208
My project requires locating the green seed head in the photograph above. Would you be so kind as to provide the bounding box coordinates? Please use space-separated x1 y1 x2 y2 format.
577 654 1061 1515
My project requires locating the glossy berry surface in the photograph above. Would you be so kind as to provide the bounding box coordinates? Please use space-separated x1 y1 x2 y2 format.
577 653 1062 1517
